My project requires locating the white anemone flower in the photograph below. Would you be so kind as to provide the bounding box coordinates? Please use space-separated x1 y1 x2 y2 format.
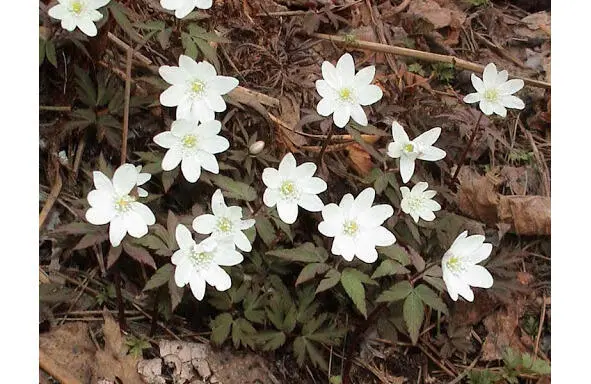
172 224 243 301
134 165 151 198
159 55 238 122
192 189 256 252
48 0 110 37
400 182 441 223
318 187 395 263
315 53 383 128
262 153 327 224
160 0 212 19
85 164 156 247
386 121 446 184
463 63 525 117
441 231 494 302
153 119 229 183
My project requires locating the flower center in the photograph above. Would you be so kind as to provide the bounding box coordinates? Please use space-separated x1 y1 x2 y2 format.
181 134 198 149
342 220 359 236
191 80 205 96
114 195 135 213
338 87 354 102
403 143 414 153
484 89 499 102
280 180 298 199
216 217 233 234
189 247 214 270
445 255 466 273
407 196 425 211
70 1 83 14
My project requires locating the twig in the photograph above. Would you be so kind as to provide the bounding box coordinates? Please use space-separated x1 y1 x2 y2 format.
534 295 548 357
40 349 83 384
121 47 133 166
107 32 152 65
447 353 481 384
39 105 72 112
307 32 551 89
39 166 62 229
452 113 483 182
416 343 456 378
316 124 335 165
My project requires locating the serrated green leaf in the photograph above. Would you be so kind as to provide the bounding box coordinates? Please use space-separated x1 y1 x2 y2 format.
255 215 275 247
243 291 266 324
210 313 233 345
403 292 424 344
316 269 341 294
376 281 413 303
255 331 286 351
293 336 306 366
181 32 198 59
414 284 448 315
378 244 410 266
374 173 388 194
194 37 220 70
73 232 108 250
168 277 184 311
340 268 367 318
45 40 57 67
296 263 330 286
372 259 410 279
143 264 174 291
210 174 257 201
123 242 156 269
231 318 256 348
267 243 322 263
52 222 100 235
270 215 294 243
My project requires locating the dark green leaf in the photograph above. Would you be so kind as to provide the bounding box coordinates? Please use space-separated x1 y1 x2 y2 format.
255 331 286 351
210 313 233 345
403 292 424 344
143 264 174 291
209 174 257 201
73 233 108 250
123 242 156 269
316 269 341 294
376 281 413 303
45 40 57 67
39 38 46 66
255 215 275 247
267 243 322 263
340 268 367 318
181 32 198 59
414 284 448 315
372 259 410 279
109 2 142 42
378 244 410 266
296 263 330 286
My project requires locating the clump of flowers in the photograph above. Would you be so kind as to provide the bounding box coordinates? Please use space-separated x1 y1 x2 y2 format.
315 53 383 128
318 187 396 263
48 0 111 37
262 153 327 224
400 182 441 223
85 163 156 247
159 55 239 122
160 0 213 19
463 62 525 117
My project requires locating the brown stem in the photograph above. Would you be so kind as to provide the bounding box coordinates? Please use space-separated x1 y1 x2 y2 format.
452 113 483 183
120 47 132 166
149 289 160 337
113 268 127 331
316 124 335 166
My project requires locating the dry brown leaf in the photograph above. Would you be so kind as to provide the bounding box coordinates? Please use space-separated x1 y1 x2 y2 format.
92 309 143 384
278 95 306 149
458 170 550 236
408 0 452 29
482 300 528 361
347 143 373 176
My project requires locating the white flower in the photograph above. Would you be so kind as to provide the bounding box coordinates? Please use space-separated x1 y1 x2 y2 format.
134 165 151 198
400 182 441 223
262 153 327 224
159 55 238 122
441 231 494 302
153 119 229 183
463 63 525 117
172 224 243 300
160 0 212 19
318 187 395 263
386 121 446 184
48 0 110 37
85 164 156 247
315 53 383 128
192 189 256 252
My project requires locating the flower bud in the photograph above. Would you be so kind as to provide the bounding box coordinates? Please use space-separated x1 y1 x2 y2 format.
249 140 265 155
57 150 69 165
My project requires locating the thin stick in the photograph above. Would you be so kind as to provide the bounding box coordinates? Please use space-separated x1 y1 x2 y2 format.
447 353 481 384
121 48 133 166
416 343 457 378
39 167 62 229
107 32 152 65
316 124 335 166
308 32 550 89
452 113 483 182
534 295 548 357
39 105 72 112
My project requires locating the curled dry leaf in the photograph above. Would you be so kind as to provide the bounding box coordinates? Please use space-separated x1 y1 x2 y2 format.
458 170 550 236
347 143 374 176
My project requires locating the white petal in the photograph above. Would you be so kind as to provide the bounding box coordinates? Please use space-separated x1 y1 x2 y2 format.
61 17 77 32
316 97 336 117
315 79 336 99
468 243 493 264
131 202 156 225
294 162 317 179
189 274 207 300
136 172 151 186
276 200 299 224
113 164 137 195
176 224 195 249
354 240 378 263
205 94 227 112
125 212 149 238
48 4 68 20
160 85 186 107
181 156 202 182
232 231 252 252
387 142 402 159
87 189 112 208
369 226 396 246
262 167 281 189
500 95 525 109
418 146 446 161
339 193 354 211
418 208 436 221
109 217 127 247
496 70 509 85
263 188 279 207
195 0 213 9
174 259 192 286
85 207 114 225
193 214 217 234
204 264 232 291
93 171 114 191
470 73 485 93
214 246 244 265
278 153 297 176
356 84 383 106
482 63 498 86
354 66 375 87
456 282 475 302
318 219 340 238
350 104 368 126
321 203 343 224
298 194 324 212
176 99 192 121
161 147 183 171
171 119 196 136
171 248 186 265
239 219 255 230
454 234 485 258
442 269 460 301
358 205 393 227
209 76 239 94
334 235 355 260
463 92 482 104
189 100 212 122
210 189 226 216
464 265 494 288
352 187 375 214
321 61 340 88
159 65 188 85
178 55 202 76
336 53 355 83
414 127 441 147
332 104 351 128
492 103 507 117
478 100 495 115
498 79 524 95
198 119 222 134
301 177 327 194
399 156 415 183
196 151 219 174
76 18 98 37
201 136 229 154
391 121 410 143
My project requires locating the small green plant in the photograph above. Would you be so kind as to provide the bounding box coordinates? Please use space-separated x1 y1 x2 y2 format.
508 149 535 164
408 63 426 76
466 0 490 6
125 335 152 358
431 63 456 83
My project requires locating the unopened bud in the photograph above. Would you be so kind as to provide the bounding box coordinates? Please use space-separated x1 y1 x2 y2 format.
57 150 69 165
249 140 265 155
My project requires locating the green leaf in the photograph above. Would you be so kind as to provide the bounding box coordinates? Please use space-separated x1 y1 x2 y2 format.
73 232 108 250
181 32 198 59
52 222 99 235
371 259 410 279
414 284 448 315
378 244 410 266
296 263 330 286
123 242 156 269
162 168 179 192
45 40 57 67
376 281 413 303
267 243 323 263
109 2 142 43
255 215 275 247
209 174 257 201
340 268 368 318
39 38 46 66
243 291 266 324
255 331 286 351
168 277 184 311
345 124 384 162
403 292 424 344
210 313 233 345
270 214 294 243
143 264 174 291
316 269 341 294
231 318 256 348
194 37 220 70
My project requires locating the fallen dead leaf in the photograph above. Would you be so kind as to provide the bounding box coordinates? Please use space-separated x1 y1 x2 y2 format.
482 300 528 361
347 143 373 176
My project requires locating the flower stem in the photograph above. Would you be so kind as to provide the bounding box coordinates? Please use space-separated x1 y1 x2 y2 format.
316 124 335 166
452 113 483 183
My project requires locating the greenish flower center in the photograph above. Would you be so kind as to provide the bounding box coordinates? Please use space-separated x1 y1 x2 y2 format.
189 248 214 269
71 1 83 14
445 255 464 273
280 180 297 198
216 217 233 233
403 143 414 153
342 220 359 236
484 89 498 102
114 195 135 213
181 134 198 148
338 87 354 102
191 80 205 95
406 195 425 211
